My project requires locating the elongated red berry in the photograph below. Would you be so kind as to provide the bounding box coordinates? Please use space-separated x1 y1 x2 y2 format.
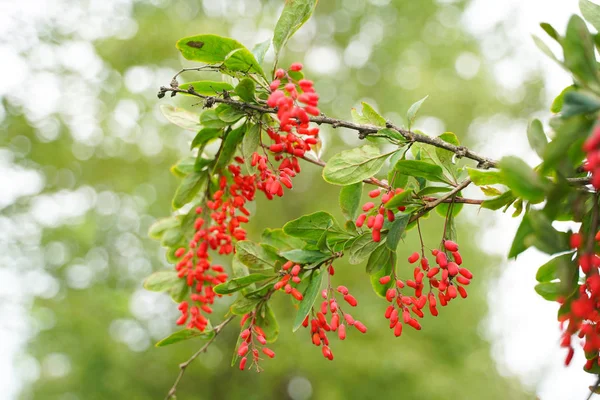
354 321 367 333
408 252 420 264
262 348 276 358
356 213 367 227
459 268 473 279
239 356 247 370
379 275 391 284
337 285 349 295
444 240 459 252
363 202 375 212
570 233 582 249
436 252 448 268
344 294 358 307
338 324 346 340
369 189 381 198
394 322 403 337
452 251 462 265
372 229 381 242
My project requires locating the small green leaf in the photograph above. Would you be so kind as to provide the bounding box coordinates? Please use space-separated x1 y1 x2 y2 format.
407 95 429 130
236 241 281 270
394 159 449 184
213 124 246 173
293 270 323 332
466 167 504 186
366 243 396 275
255 304 279 342
160 105 201 131
200 109 228 129
480 186 502 197
436 132 460 177
213 274 274 295
261 228 306 251
169 279 189 303
386 214 410 251
526 211 571 255
347 233 383 265
580 0 600 33
532 35 566 68
536 253 575 282
540 22 561 42
273 0 318 62
383 189 415 209
161 228 183 247
417 186 452 196
339 182 363 221
283 211 340 242
252 39 270 64
242 124 260 172
499 156 548 203
156 328 215 347
509 214 533 258
280 249 330 264
378 128 405 142
563 15 599 86
234 78 256 103
561 91 600 118
143 270 180 292
148 217 180 240
527 119 548 158
323 145 393 186
370 251 396 297
360 102 387 127
179 81 234 95
191 128 222 149
172 171 208 210
534 282 561 301
216 104 246 123
481 190 516 211
176 34 264 77
230 296 261 315
551 85 576 113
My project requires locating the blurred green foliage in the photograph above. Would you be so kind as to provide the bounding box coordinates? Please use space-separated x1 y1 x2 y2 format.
0 0 547 399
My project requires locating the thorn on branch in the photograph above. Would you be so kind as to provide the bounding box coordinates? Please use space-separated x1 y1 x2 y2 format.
455 146 467 159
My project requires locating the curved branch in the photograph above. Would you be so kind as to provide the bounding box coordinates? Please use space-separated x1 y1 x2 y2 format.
165 316 236 400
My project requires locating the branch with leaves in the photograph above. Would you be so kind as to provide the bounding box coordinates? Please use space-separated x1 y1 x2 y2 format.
143 0 600 398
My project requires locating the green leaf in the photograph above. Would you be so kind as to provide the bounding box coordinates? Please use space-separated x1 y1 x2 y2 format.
536 253 574 282
370 251 395 297
293 270 323 332
272 0 318 61
230 296 261 315
580 0 600 33
339 182 362 221
261 228 306 251
283 211 339 242
160 105 201 131
526 210 571 255
235 241 281 270
467 167 504 186
532 35 565 68
481 190 516 211
323 145 393 186
480 186 502 197
417 186 452 196
366 243 395 275
378 128 405 142
200 109 228 129
148 217 180 240
252 39 270 64
540 22 561 42
242 124 260 173
179 81 234 95
383 189 415 209
347 233 383 265
143 270 180 292
191 128 222 149
156 328 214 347
360 102 387 126
234 78 256 103
169 279 189 303
216 104 246 123
561 91 600 118
498 156 548 203
280 249 330 264
386 214 410 251
407 95 429 130
172 171 208 210
394 159 449 184
161 228 183 247
213 274 274 295
563 15 599 86
534 282 561 301
176 34 264 77
527 119 548 158
213 124 246 173
436 132 460 176
551 85 576 113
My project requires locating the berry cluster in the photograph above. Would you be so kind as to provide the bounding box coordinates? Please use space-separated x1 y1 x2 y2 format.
237 311 276 371
380 240 472 336
251 63 321 199
300 264 367 360
173 158 257 330
273 260 305 301
583 125 600 189
560 232 600 369
356 188 407 242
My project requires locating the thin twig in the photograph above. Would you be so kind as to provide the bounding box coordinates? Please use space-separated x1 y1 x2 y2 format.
409 178 473 224
165 316 236 400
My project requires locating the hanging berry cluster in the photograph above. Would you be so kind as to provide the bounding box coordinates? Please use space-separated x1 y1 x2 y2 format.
251 63 321 199
356 188 407 242
300 263 367 361
237 311 276 371
380 239 472 336
560 232 600 369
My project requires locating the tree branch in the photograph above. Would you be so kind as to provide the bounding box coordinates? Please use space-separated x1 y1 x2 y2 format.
165 316 236 400
409 178 473 223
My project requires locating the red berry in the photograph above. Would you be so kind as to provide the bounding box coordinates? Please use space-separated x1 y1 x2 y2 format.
408 252 420 264
379 275 391 285
344 294 358 307
444 240 459 252
354 321 367 333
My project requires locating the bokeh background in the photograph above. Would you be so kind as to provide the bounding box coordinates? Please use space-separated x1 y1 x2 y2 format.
0 0 593 399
